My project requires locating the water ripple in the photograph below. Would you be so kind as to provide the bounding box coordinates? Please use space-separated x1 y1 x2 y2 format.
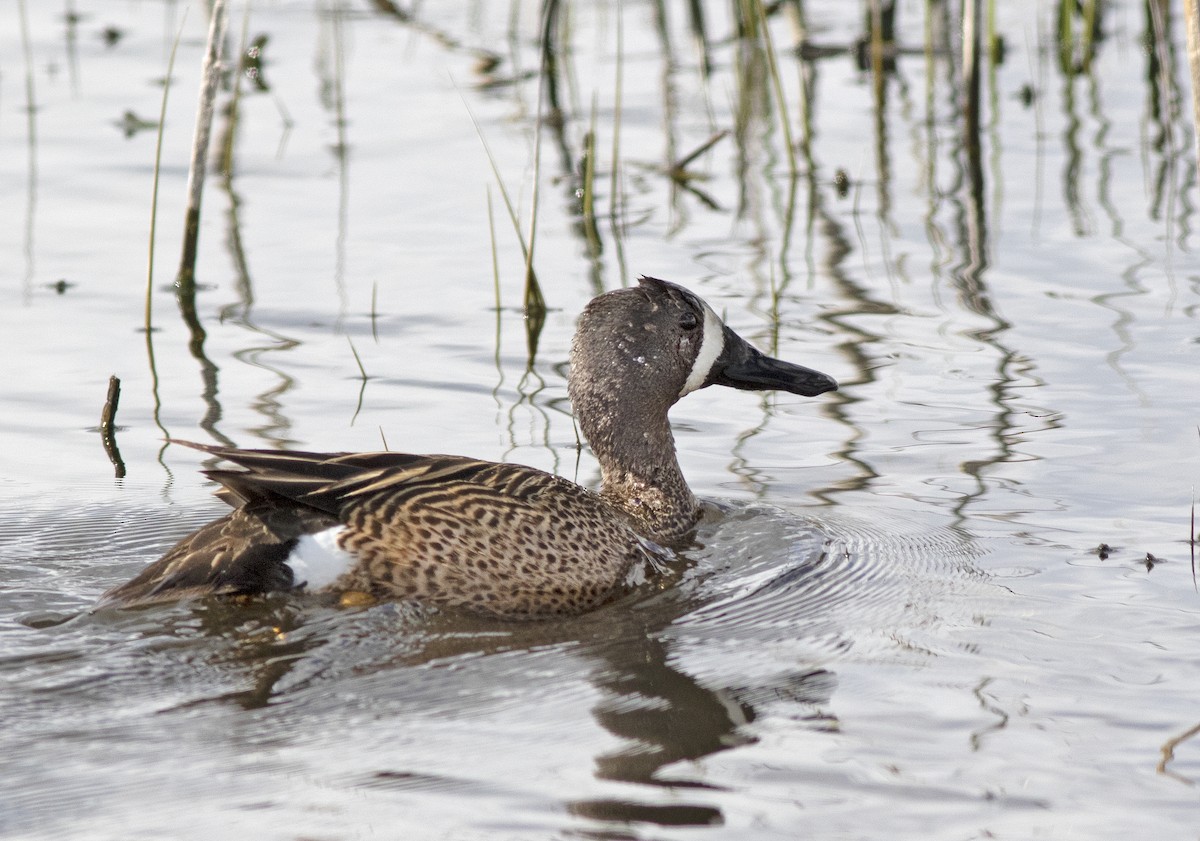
661 502 999 681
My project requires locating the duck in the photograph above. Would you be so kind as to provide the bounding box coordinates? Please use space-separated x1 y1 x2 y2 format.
99 277 837 617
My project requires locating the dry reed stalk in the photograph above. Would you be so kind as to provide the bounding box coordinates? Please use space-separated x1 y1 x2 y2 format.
177 0 228 289
1184 0 1200 184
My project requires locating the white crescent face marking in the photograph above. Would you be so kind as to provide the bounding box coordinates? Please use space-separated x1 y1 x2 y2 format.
679 301 726 397
286 526 355 591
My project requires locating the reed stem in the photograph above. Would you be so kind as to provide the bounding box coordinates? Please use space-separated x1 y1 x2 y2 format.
177 0 228 291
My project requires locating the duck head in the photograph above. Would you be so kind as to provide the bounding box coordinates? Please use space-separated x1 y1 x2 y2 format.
570 275 837 414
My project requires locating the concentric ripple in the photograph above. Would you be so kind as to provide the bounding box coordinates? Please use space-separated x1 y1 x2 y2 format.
662 501 1000 676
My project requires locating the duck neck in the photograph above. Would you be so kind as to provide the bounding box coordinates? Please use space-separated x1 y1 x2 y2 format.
576 401 699 546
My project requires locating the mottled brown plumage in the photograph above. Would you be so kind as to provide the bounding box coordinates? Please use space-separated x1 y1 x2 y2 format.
100 277 837 617
106 449 659 615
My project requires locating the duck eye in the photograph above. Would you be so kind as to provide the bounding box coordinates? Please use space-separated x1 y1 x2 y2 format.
679 311 699 331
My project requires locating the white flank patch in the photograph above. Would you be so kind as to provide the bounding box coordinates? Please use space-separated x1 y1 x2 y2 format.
679 302 726 397
287 526 356 591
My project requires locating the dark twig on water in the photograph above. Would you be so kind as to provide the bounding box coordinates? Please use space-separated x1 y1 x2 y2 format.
1192 423 1198 590
99 375 126 478
1191 487 1196 591
669 129 729 177
1158 719 1200 783
348 337 370 426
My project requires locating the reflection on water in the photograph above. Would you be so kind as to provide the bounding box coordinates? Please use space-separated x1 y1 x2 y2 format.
2 0 1200 838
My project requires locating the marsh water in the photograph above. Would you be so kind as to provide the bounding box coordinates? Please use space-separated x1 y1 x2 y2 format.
2 1 1199 838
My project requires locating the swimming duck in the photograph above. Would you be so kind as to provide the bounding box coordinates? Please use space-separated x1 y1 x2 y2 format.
100 277 837 617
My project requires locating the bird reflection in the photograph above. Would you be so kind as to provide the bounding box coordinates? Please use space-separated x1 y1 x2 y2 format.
570 614 835 829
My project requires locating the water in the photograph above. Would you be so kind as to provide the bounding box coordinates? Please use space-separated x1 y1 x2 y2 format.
2 1 1199 838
